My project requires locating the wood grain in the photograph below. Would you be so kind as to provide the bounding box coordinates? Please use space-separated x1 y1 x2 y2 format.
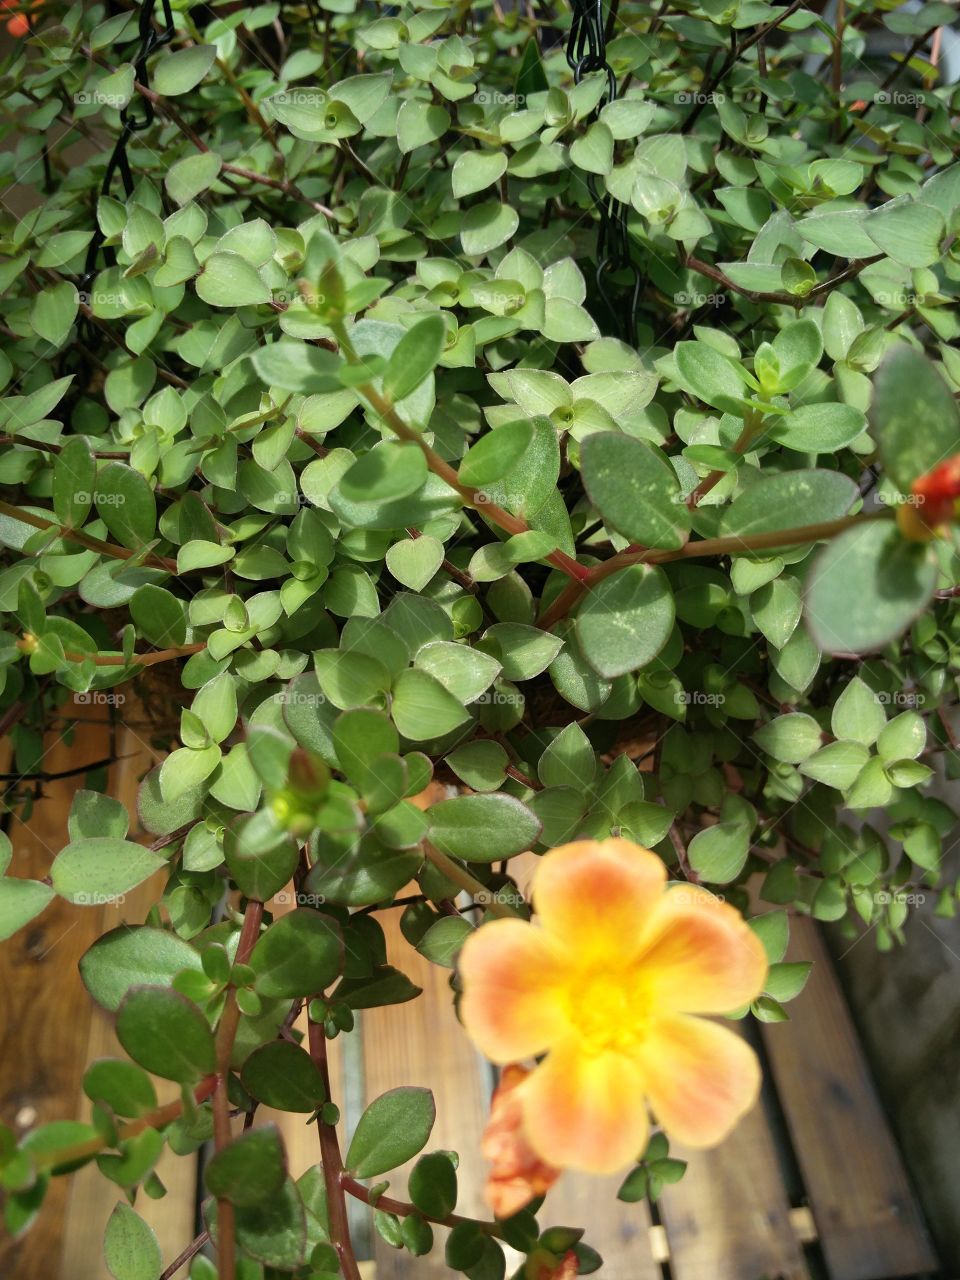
0 712 121 1278
761 915 937 1280
658 1026 809 1280
360 907 492 1279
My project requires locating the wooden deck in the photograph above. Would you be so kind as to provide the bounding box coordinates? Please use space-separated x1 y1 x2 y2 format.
0 710 940 1280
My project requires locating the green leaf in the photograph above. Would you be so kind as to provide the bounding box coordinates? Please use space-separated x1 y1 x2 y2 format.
397 100 450 153
766 961 812 1002
391 669 472 741
152 45 217 96
445 741 508 791
94 462 157 550
240 1041 326 1113
31 281 78 348
252 340 341 394
409 1152 458 1219
382 314 446 402
249 909 343 997
687 823 750 884
865 198 945 268
452 150 508 198
206 1126 286 1208
104 1203 162 1280
52 436 96 528
719 470 858 545
804 522 938 655
230 1178 308 1269
386 536 443 590
576 564 675 678
116 987 215 1083
339 442 428 503
0 878 55 941
580 433 689 550
748 911 789 964
417 916 474 968
767 402 866 452
50 838 166 905
461 202 520 257
675 340 750 414
345 1087 436 1178
570 122 614 175
165 152 222 206
197 252 270 307
80 925 204 1012
427 793 540 861
799 741 870 789
831 676 886 746
870 346 960 490
754 712 823 763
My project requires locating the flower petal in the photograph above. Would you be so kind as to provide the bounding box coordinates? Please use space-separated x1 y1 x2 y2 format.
459 920 571 1063
637 886 768 1013
640 1014 762 1148
521 1040 649 1174
532 838 667 960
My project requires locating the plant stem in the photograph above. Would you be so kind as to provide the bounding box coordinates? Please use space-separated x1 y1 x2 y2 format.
159 1231 211 1280
685 413 761 509
341 1175 504 1238
422 843 516 918
684 253 884 308
538 512 888 629
331 325 589 587
0 499 177 573
16 639 206 668
307 1017 363 1280
213 899 265 1280
31 1077 219 1171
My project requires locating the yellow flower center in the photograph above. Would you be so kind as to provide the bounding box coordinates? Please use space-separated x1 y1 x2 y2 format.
569 969 651 1056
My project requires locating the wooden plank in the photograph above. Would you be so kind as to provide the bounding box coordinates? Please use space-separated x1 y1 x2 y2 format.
0 712 116 1280
658 1026 809 1280
761 915 937 1280
544 1169 660 1280
59 722 197 1279
361 910 491 1279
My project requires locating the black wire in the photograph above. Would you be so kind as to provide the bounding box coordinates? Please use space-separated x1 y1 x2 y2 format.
80 0 175 305
565 0 640 347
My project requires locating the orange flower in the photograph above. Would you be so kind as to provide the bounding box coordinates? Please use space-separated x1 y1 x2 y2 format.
1 0 37 37
460 838 768 1175
898 453 960 541
481 1064 561 1217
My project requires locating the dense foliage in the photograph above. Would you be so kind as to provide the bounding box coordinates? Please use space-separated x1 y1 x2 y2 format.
0 0 959 1276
